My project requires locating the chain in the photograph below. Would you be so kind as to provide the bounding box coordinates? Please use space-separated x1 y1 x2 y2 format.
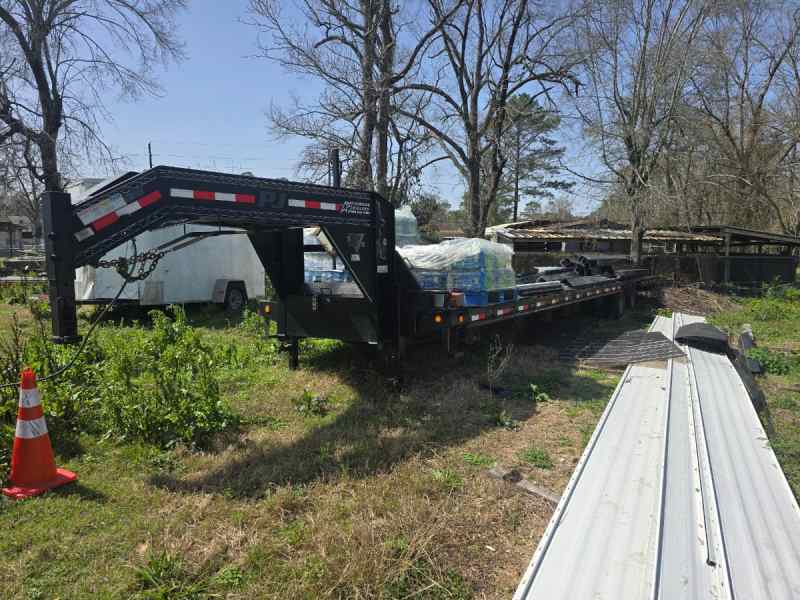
94 233 192 283
96 248 167 282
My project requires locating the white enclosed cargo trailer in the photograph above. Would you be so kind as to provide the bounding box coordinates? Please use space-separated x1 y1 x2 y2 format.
70 178 265 310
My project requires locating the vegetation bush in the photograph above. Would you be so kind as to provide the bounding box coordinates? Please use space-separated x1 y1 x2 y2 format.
747 348 798 376
711 291 800 343
0 305 241 485
101 307 239 448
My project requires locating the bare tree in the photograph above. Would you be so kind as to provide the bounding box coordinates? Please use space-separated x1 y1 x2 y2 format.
689 0 800 234
571 0 707 263
0 0 186 192
0 141 44 235
250 0 457 205
397 0 579 236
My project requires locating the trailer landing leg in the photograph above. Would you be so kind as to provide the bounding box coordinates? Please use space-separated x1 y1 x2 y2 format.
282 338 300 370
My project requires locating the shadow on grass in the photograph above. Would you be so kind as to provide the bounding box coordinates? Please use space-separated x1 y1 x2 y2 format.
55 481 108 503
150 311 630 499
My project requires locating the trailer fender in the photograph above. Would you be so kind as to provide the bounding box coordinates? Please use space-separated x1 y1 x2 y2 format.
213 279 248 311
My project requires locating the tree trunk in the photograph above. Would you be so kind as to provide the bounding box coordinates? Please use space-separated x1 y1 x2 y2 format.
513 127 520 222
630 200 645 266
375 0 393 202
467 156 482 237
40 135 61 192
358 0 377 191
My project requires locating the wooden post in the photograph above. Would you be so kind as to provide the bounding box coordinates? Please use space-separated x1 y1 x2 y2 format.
723 232 732 285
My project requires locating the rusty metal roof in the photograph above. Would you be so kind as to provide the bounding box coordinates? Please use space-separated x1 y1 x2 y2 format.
488 226 721 243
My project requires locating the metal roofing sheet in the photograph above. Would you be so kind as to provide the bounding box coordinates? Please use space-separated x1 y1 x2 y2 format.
677 313 800 599
514 313 800 600
494 228 721 243
514 317 670 599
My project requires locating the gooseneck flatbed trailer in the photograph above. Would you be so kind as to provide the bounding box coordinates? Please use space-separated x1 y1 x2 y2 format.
42 166 645 368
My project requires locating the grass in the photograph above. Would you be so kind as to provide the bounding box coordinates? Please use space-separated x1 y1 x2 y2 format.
0 302 643 599
711 289 800 498
517 445 554 470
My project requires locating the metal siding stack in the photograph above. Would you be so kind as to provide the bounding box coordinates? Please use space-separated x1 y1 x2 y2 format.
514 313 800 600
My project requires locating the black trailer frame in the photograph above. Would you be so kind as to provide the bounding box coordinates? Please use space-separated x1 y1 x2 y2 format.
43 166 399 359
42 165 643 370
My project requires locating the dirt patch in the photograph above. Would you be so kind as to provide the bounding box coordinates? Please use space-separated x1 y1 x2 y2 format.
659 286 738 316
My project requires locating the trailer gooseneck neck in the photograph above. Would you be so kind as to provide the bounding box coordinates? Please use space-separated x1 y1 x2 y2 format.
43 166 399 353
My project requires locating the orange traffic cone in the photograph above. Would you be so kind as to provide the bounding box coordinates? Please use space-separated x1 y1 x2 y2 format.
2 368 76 499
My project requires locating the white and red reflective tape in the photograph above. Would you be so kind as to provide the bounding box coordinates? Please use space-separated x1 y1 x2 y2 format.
170 189 256 204
76 193 127 227
496 307 513 317
16 416 48 439
19 388 41 409
470 313 487 322
288 199 342 212
517 304 530 312
75 190 163 242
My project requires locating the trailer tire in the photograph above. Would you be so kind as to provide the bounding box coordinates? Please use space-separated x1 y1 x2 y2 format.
224 284 247 313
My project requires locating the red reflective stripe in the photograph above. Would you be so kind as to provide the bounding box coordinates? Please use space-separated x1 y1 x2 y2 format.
18 405 43 421
235 193 256 204
335 203 343 212
138 190 162 207
92 212 119 231
305 200 321 209
194 190 214 201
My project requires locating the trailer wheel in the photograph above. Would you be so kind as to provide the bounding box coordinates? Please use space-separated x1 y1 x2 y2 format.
224 285 247 312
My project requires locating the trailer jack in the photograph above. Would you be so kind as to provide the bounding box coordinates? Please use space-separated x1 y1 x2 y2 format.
280 338 300 370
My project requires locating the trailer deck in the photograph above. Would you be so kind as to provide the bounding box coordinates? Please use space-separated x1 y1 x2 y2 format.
40 165 647 366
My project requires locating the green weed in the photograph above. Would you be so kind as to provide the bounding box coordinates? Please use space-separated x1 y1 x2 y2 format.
292 389 331 417
748 347 798 376
132 551 209 600
431 467 464 492
462 452 495 467
213 565 245 589
101 307 239 448
518 445 553 469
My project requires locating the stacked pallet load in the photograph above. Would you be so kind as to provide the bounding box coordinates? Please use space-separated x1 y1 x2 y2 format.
303 228 353 284
395 206 421 247
398 238 516 305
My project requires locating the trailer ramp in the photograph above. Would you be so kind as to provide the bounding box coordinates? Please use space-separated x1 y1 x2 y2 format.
514 313 800 600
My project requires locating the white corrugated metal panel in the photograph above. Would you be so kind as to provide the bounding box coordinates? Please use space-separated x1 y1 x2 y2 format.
657 315 729 599
677 313 800 599
514 317 670 599
515 313 800 600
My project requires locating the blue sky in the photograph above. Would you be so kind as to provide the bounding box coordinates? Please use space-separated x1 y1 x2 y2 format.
101 1 465 199
100 0 597 213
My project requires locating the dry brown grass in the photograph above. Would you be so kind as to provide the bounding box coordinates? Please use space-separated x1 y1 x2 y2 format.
0 305 647 599
659 285 739 316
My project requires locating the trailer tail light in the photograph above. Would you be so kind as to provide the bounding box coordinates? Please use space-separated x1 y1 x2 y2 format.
433 313 444 324
457 314 465 324
263 304 272 315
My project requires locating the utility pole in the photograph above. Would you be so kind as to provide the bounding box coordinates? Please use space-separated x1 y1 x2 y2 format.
330 148 341 188
513 127 520 222
148 142 153 169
